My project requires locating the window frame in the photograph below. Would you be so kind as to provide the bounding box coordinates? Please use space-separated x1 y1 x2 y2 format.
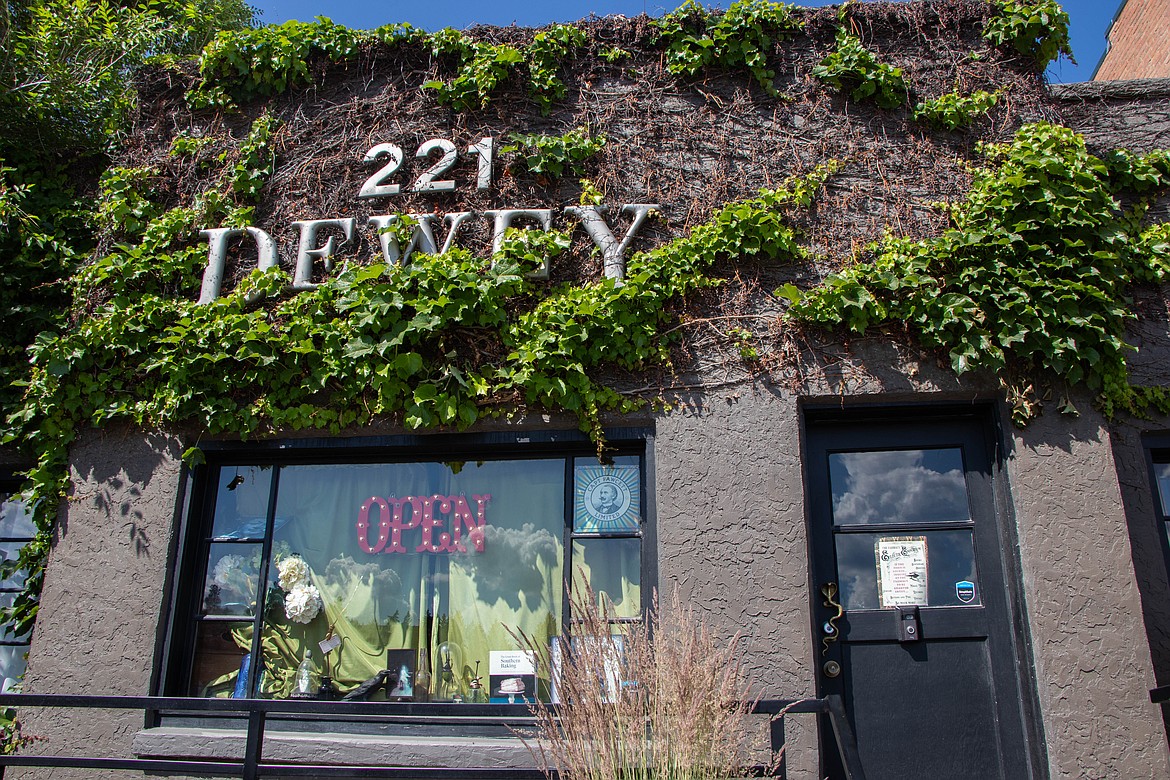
1142 435 1170 588
0 471 34 691
156 427 656 717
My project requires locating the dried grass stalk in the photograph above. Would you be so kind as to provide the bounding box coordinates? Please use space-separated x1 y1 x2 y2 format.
514 586 776 780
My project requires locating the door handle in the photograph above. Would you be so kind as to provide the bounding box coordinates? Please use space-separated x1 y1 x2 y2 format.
820 581 844 655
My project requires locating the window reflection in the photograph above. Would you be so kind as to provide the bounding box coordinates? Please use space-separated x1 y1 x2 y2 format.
829 449 970 525
191 456 613 702
572 538 642 619
211 465 273 539
0 489 32 693
834 530 980 610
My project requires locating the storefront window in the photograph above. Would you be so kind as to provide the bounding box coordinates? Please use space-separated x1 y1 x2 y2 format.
0 483 34 692
177 444 645 705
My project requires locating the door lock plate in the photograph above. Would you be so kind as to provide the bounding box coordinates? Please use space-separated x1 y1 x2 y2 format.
823 659 841 678
896 605 922 642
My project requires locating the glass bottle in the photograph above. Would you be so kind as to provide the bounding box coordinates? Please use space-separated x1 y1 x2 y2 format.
293 649 314 698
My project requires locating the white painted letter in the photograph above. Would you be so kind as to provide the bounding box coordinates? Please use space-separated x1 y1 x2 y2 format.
484 209 554 279
564 203 660 282
197 227 278 304
289 218 356 290
368 213 439 267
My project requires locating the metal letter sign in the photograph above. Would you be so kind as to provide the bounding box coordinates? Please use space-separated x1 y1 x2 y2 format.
194 135 664 302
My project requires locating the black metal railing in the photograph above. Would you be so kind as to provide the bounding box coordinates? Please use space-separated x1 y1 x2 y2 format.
0 693 867 780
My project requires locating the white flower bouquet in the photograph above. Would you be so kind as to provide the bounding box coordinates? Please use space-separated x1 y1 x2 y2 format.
276 554 322 624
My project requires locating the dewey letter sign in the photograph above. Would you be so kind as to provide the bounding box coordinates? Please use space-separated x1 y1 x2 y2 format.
197 135 661 303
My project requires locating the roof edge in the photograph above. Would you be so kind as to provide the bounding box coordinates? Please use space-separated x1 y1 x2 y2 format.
1050 76 1170 100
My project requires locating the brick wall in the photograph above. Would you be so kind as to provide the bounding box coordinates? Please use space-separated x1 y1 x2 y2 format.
1096 0 1170 81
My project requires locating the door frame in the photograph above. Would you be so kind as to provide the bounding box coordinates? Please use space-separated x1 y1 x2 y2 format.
799 400 1048 780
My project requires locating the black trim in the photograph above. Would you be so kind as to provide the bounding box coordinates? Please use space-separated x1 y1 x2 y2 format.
1141 435 1170 588
800 401 1045 780
0 693 856 779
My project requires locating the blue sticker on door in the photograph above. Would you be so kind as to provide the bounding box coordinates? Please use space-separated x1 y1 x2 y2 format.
955 580 976 604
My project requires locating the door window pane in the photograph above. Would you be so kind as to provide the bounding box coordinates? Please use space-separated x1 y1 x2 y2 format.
829 449 970 525
834 530 980 610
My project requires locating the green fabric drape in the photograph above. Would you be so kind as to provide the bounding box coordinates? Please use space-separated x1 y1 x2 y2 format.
203 459 566 700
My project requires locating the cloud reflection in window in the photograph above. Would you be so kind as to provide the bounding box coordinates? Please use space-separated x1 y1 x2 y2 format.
829 449 969 525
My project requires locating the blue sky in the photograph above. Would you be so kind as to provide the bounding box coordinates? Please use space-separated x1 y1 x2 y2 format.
251 0 1119 83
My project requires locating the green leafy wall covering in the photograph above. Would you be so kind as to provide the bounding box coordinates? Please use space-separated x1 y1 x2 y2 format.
4 1 1162 646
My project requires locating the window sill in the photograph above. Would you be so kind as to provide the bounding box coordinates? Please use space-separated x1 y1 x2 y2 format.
133 725 541 768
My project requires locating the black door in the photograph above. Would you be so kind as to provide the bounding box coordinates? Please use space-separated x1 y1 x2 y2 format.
805 410 1034 780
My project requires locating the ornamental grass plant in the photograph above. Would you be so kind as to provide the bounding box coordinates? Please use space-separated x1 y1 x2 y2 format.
516 587 775 780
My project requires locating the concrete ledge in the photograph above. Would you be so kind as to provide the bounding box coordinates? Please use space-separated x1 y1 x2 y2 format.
1050 77 1170 101
133 727 541 768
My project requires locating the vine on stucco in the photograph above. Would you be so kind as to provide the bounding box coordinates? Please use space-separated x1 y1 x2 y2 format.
3 157 837 635
783 122 1170 426
653 0 802 96
983 0 1072 67
0 1 1110 651
913 88 1002 130
178 1 1075 115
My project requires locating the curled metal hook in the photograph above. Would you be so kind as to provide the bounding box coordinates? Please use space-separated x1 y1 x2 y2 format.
820 582 844 656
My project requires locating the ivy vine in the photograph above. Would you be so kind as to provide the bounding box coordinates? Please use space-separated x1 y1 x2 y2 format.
782 122 1170 425
502 127 606 180
983 0 1073 67
4 152 836 634
812 25 908 109
913 89 1001 130
653 0 801 96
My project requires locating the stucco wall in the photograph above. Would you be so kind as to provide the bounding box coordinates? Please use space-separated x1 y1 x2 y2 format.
14 385 1170 778
1005 404 1170 779
14 426 184 780
655 388 818 777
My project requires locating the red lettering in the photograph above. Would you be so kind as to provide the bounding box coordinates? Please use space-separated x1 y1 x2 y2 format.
358 492 490 554
357 497 391 554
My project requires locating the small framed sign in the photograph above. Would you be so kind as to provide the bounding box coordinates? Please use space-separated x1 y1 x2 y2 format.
574 465 640 533
489 650 537 704
385 649 416 701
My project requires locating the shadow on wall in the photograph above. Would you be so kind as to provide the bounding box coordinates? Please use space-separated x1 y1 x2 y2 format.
60 426 182 543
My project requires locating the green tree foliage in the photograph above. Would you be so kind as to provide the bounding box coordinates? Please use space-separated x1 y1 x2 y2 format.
0 0 255 645
0 0 254 405
2 0 254 148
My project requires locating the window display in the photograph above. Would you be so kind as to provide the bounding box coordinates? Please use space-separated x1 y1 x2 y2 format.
176 446 644 705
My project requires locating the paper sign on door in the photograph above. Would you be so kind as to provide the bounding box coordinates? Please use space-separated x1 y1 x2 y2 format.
875 536 928 608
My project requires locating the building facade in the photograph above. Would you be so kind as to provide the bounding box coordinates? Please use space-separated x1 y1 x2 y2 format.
1094 0 1170 81
6 3 1170 779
